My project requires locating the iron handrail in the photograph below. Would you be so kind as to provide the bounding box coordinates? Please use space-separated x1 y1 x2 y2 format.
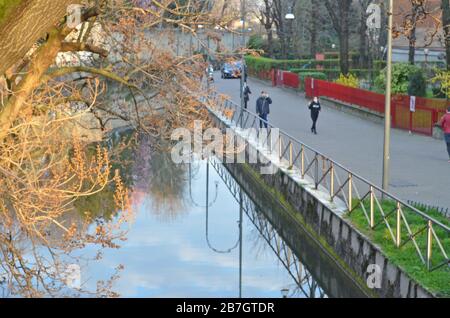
211 92 450 231
205 90 450 271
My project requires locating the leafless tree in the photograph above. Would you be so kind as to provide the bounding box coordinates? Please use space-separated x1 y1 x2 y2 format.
324 0 353 74
256 0 275 57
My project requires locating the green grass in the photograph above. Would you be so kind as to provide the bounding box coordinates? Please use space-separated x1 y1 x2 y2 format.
346 200 450 297
0 0 23 26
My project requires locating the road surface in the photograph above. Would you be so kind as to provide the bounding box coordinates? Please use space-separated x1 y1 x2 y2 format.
212 73 450 212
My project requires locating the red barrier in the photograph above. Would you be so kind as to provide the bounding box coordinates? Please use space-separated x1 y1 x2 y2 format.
303 77 450 136
282 71 300 89
271 70 300 89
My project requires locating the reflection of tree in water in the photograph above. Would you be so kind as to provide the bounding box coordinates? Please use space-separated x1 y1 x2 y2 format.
131 136 189 222
0 128 193 297
248 210 272 260
0 137 132 298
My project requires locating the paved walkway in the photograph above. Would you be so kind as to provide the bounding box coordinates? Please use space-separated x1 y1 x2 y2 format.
212 73 450 211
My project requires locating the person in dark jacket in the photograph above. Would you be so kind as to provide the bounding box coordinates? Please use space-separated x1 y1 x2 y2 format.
308 97 321 134
256 91 272 128
243 82 252 109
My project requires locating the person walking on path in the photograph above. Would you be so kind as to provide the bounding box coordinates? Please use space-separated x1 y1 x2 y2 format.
308 97 321 134
438 106 450 163
256 91 272 129
243 82 252 109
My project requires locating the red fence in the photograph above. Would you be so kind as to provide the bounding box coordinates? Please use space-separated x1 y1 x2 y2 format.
256 70 448 136
303 77 449 136
273 70 300 89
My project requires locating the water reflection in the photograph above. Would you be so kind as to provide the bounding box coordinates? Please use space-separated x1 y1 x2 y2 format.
209 159 327 298
131 136 189 221
1 131 365 298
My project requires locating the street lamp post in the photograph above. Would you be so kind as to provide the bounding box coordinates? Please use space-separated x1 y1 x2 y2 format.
285 7 295 58
240 0 247 127
424 48 429 69
382 0 394 192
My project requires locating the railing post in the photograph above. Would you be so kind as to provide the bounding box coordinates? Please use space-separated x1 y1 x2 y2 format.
301 145 305 178
330 162 334 202
348 173 353 212
289 142 293 169
314 154 319 190
396 202 401 248
427 220 433 270
279 135 282 160
370 186 375 229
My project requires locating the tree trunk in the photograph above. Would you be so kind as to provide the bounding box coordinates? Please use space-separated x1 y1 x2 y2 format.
324 0 352 75
266 28 274 58
310 0 318 57
409 26 416 65
340 5 350 75
0 0 80 75
280 36 287 59
359 6 368 68
340 36 350 75
0 28 63 139
442 0 450 70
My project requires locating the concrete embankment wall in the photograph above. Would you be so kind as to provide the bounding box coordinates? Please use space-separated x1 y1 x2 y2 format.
223 162 371 298
210 110 436 298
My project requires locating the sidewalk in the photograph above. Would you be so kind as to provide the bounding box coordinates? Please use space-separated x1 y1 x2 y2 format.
213 73 450 211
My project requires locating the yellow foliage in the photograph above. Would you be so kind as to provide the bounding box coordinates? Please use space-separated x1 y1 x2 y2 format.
431 70 450 97
335 73 359 88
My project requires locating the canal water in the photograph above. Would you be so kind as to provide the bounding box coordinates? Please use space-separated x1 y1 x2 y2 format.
0 133 367 298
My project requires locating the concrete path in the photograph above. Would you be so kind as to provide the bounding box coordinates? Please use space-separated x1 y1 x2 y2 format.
212 73 450 211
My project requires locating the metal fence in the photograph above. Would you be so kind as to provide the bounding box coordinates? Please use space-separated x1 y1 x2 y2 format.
206 91 449 272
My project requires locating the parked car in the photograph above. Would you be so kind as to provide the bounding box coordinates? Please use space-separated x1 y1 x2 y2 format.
221 63 241 79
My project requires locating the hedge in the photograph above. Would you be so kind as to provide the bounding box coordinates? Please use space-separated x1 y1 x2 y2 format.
245 56 341 72
297 72 327 81
245 56 386 76
291 68 374 81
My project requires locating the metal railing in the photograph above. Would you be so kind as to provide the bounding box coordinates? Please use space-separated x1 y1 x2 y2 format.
205 91 450 272
210 158 327 298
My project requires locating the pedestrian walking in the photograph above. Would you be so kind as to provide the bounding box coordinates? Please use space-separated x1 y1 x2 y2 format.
243 82 252 109
308 97 321 134
438 106 450 163
256 91 272 129
206 64 214 83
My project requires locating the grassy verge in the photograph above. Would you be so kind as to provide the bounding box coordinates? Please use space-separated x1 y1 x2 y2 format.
345 200 450 297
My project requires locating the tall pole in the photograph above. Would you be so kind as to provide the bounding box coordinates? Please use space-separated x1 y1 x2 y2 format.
239 188 243 298
240 0 246 127
382 0 394 191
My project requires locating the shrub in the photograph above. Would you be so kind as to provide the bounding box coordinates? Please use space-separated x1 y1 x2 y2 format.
375 63 423 95
245 56 384 81
291 68 374 81
407 70 427 97
335 73 359 88
247 34 266 52
431 70 450 99
297 71 327 81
